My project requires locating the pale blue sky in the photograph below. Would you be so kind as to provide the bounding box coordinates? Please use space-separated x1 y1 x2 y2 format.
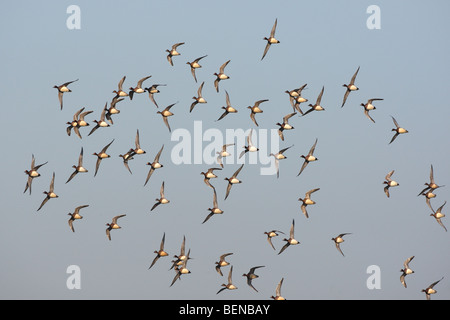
1 1 449 300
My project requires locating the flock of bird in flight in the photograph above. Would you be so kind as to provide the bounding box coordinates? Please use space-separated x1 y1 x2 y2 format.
23 18 446 300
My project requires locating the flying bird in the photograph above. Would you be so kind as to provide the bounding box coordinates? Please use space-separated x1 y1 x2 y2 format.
157 102 177 132
303 86 325 116
37 172 58 211
422 277 444 300
264 230 285 250
239 128 259 159
66 107 92 139
186 55 207 82
166 42 185 66
418 165 444 196
170 249 191 287
276 112 296 141
360 98 383 123
105 214 126 241
216 90 238 121
88 103 110 136
66 147 88 184
106 96 123 125
332 233 351 257
269 145 293 178
190 81 207 113
68 205 89 233
298 188 320 218
203 187 224 224
297 138 318 177
66 109 81 138
248 99 269 126
144 145 164 186
216 143 234 168
224 164 244 200
389 116 408 144
287 83 308 114
423 190 437 211
170 235 190 271
149 232 169 269
131 129 146 155
430 201 447 232
119 148 136 174
217 265 237 294
24 154 48 195
341 66 360 107
383 170 399 198
278 219 299 255
112 76 128 98
400 256 415 288
53 79 78 110
215 253 233 276
261 18 280 60
144 84 166 108
93 139 114 177
213 60 230 92
129 75 151 100
151 181 170 212
270 278 286 300
242 266 265 292
200 167 222 190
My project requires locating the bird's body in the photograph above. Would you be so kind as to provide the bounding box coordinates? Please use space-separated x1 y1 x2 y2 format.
248 99 268 126
276 112 296 141
389 116 408 144
278 219 299 255
297 138 318 177
239 128 259 159
66 147 88 184
270 278 286 300
157 103 176 132
128 75 151 100
149 233 169 269
224 164 244 200
166 42 185 66
215 253 233 276
187 55 207 82
93 139 114 177
360 98 383 123
400 256 415 288
298 188 320 218
151 181 170 212
24 154 47 195
264 230 284 250
54 79 78 110
37 172 58 211
217 265 237 294
383 170 399 198
106 214 126 241
422 277 444 300
243 266 265 292
332 233 351 256
303 86 325 116
68 205 89 232
261 18 280 60
341 66 360 107
216 90 238 121
145 145 164 186
214 60 230 92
